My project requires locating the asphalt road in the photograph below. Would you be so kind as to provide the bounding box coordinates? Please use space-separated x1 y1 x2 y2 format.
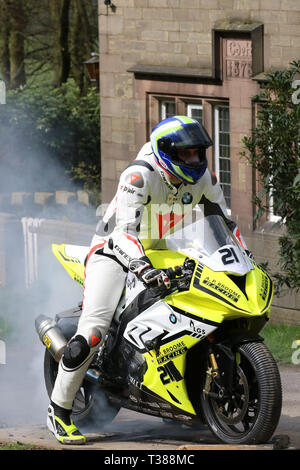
0 364 299 451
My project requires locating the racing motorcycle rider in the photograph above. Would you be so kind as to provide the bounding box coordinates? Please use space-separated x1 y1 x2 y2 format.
47 115 249 444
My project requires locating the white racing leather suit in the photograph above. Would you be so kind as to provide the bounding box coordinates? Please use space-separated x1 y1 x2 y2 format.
51 142 244 410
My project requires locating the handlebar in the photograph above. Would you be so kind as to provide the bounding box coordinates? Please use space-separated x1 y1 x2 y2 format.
152 257 196 297
165 258 196 280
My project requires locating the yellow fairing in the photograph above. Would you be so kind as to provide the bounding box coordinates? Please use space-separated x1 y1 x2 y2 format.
142 336 199 415
146 249 186 270
52 244 86 287
148 248 273 324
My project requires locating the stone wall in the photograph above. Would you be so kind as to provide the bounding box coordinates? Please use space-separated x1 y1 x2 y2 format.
0 190 96 225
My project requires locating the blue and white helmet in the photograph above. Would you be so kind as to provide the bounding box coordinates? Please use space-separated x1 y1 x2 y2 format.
150 115 213 184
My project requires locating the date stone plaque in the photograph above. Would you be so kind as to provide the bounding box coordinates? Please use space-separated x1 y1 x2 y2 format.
224 39 252 80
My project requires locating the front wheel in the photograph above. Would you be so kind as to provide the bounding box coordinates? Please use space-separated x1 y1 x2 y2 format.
44 350 120 430
200 341 282 445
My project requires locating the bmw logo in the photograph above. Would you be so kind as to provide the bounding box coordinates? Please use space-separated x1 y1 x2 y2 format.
182 192 193 204
169 313 177 324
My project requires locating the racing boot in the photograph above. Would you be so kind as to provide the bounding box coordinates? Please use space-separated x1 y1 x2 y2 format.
47 401 86 445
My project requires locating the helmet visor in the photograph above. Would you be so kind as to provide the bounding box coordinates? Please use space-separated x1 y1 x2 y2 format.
171 122 212 150
157 122 212 169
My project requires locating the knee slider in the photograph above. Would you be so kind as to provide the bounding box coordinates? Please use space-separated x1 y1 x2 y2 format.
62 335 90 369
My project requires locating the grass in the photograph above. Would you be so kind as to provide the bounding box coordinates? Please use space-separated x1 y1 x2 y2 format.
0 442 41 450
261 322 300 364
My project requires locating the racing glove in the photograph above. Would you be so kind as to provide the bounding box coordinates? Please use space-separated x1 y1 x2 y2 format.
128 257 171 289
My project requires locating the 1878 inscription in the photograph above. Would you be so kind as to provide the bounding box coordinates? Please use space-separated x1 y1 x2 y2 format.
224 39 252 79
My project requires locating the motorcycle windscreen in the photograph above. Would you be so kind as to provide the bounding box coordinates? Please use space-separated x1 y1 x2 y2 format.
52 243 89 286
165 214 253 275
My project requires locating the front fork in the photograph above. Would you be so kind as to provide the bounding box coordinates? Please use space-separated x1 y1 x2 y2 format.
203 349 227 400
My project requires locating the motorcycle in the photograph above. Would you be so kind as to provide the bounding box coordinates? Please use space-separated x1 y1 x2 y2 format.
35 213 282 445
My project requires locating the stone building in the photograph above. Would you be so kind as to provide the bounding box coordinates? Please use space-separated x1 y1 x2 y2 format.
98 0 300 322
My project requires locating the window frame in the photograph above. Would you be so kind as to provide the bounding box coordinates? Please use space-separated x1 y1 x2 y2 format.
254 102 282 224
186 103 203 124
267 179 281 223
160 100 176 120
214 104 231 215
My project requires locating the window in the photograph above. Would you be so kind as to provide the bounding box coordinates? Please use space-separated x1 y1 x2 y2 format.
160 100 176 120
268 178 281 222
160 101 203 124
214 105 231 212
266 118 281 222
187 103 203 124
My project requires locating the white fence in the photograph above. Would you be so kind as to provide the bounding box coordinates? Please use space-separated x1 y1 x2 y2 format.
0 80 5 105
21 218 45 288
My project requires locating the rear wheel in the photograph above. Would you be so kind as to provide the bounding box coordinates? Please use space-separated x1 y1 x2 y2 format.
200 341 282 444
44 350 120 429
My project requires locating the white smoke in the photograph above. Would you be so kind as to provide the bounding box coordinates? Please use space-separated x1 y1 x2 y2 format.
0 270 83 426
0 124 96 427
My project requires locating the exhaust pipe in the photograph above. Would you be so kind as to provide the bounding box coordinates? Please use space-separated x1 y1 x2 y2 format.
35 314 67 362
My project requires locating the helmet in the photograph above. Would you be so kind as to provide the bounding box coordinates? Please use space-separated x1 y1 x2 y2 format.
150 115 213 184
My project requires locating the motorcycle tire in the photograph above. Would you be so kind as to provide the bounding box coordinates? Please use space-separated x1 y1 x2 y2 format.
200 341 282 445
43 349 120 430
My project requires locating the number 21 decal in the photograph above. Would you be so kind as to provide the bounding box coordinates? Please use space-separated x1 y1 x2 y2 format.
157 361 183 385
219 247 239 265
